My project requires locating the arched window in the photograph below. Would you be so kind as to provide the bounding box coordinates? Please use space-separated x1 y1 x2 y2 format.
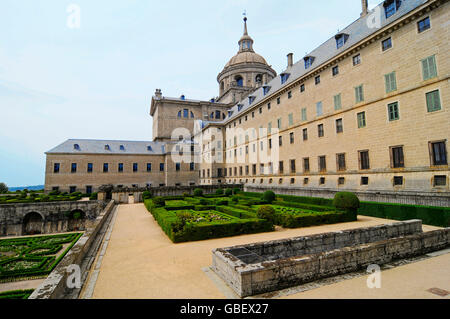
235 75 243 87
255 74 263 84
178 111 182 118
220 81 225 91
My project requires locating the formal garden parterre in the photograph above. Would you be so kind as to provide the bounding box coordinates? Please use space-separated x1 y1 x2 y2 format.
144 189 359 243
0 232 82 282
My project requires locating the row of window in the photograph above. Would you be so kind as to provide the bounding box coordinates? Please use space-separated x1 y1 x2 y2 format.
221 141 447 177
53 162 196 174
219 174 447 188
54 182 198 194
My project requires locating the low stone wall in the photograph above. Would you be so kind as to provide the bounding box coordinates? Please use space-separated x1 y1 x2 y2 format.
29 200 115 299
212 220 450 297
244 186 450 207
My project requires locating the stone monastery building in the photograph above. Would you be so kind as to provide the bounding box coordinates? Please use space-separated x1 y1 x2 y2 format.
45 0 449 204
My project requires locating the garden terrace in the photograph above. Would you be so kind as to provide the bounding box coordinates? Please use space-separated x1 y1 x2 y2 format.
0 233 82 282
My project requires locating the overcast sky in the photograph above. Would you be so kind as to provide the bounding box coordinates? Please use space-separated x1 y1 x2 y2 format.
0 0 379 187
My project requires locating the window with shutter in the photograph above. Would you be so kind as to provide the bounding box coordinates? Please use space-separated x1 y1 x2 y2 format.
426 90 441 112
422 56 437 80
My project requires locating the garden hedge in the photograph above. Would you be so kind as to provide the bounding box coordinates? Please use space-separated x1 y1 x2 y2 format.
0 289 34 299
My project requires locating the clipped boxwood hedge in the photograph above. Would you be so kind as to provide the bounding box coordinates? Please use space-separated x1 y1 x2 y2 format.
279 210 357 228
0 289 34 299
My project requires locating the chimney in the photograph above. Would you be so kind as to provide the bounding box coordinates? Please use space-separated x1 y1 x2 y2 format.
287 53 293 68
361 0 368 17
155 89 162 99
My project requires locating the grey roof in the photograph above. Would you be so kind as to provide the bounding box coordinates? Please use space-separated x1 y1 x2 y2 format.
221 0 427 124
46 139 167 155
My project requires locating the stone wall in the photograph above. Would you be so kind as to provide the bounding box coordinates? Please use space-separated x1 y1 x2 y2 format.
244 185 450 208
0 200 106 237
29 200 116 299
212 220 450 297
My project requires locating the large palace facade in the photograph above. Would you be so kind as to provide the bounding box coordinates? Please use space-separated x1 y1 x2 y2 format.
45 0 449 202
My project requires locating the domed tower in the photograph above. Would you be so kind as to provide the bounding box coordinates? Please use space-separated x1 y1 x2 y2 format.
216 17 276 104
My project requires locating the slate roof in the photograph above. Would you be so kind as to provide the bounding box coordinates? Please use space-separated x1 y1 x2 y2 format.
46 139 167 155
221 0 427 124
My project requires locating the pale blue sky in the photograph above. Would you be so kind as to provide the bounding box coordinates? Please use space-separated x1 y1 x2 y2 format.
0 0 379 187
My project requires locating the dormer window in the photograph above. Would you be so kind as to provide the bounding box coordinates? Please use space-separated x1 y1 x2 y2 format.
335 33 349 49
73 144 80 150
147 145 153 151
228 110 234 117
119 145 125 151
248 96 256 105
238 104 244 111
384 0 401 19
280 73 290 85
104 145 110 151
263 86 271 95
304 56 315 69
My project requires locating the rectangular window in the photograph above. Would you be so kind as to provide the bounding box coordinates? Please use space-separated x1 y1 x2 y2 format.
277 97 281 105
269 138 272 149
288 113 293 126
267 103 271 110
338 177 345 185
147 163 152 172
53 163 60 173
357 112 366 128
382 37 392 51
385 72 397 93
133 163 138 172
303 128 308 141
434 176 447 187
300 84 305 92
318 124 324 137
355 85 364 103
422 56 437 80
334 94 342 110
260 164 264 175
303 178 309 185
279 136 283 147
303 158 310 173
319 177 326 185
290 159 296 173
103 163 109 173
245 166 249 175
353 54 361 66
175 163 181 171
86 186 93 194
359 151 370 170
418 17 430 33
252 164 257 175
385 0 400 18
316 102 323 116
426 90 441 112
279 161 284 174
71 163 77 173
430 141 447 165
87 163 93 173
315 76 321 85
160 163 165 171
332 66 339 76
277 118 282 129
391 146 405 168
69 186 77 194
118 163 124 172
318 156 326 172
301 108 307 121
361 176 369 185
290 132 294 144
288 91 292 99
337 153 346 171
388 102 400 121
393 176 403 186
336 118 343 133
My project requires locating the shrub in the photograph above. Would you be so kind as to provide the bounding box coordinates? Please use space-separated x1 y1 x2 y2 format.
152 197 166 207
215 188 224 195
89 192 98 200
231 196 239 203
333 192 360 212
142 191 152 200
262 191 276 204
225 189 233 197
182 192 190 197
233 188 241 195
0 183 8 193
256 205 276 224
193 189 203 197
199 198 208 205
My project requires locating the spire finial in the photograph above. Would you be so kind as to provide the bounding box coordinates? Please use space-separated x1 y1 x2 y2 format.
243 11 248 35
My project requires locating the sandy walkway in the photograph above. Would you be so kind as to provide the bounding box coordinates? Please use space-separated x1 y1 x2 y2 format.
91 203 445 299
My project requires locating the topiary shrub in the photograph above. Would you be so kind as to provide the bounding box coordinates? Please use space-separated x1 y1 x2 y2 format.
231 196 239 203
262 191 276 204
225 189 233 197
142 191 152 200
193 188 203 197
199 198 208 205
215 188 224 195
333 192 360 212
89 192 98 200
153 197 166 207
233 188 241 195
256 205 276 224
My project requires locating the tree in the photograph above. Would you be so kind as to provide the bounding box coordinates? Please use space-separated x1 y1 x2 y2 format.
0 183 8 193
